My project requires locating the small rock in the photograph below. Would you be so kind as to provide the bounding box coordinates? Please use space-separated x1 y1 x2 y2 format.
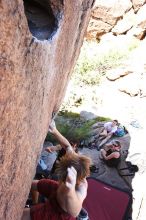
118 73 140 96
80 111 97 121
130 120 142 128
92 122 104 129
106 68 132 81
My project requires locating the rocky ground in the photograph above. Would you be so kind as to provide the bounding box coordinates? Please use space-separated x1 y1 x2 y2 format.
59 38 146 220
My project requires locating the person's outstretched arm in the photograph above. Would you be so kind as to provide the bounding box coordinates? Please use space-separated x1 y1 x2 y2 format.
48 123 73 152
57 166 88 217
45 144 62 153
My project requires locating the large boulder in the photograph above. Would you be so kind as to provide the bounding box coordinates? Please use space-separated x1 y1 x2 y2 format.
106 67 132 81
86 0 146 41
86 0 132 40
0 0 93 219
92 0 132 26
112 9 136 35
132 0 146 12
86 18 112 41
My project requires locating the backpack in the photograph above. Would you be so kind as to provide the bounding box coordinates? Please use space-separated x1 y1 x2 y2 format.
114 126 125 137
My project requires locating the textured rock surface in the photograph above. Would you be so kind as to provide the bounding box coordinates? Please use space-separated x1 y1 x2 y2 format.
132 0 146 12
0 0 93 219
86 0 146 41
106 68 132 81
112 9 136 35
92 0 132 25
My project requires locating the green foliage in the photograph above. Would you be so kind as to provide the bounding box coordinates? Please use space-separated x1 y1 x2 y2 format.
127 38 140 51
55 115 91 142
55 119 95 142
73 70 100 86
96 116 111 122
72 39 139 86
58 111 80 119
45 111 111 143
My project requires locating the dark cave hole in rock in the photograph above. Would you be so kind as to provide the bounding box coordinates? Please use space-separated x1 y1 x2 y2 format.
23 0 59 40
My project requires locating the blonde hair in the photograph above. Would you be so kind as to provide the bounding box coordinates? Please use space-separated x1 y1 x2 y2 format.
55 153 91 185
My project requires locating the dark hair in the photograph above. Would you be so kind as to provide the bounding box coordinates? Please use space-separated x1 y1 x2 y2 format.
113 120 119 124
55 153 91 185
113 140 121 148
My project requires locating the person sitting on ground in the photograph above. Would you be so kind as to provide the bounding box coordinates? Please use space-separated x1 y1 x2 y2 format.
99 120 118 139
22 153 91 220
100 140 121 167
98 120 119 149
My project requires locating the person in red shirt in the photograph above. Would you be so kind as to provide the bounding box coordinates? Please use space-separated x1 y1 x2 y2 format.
21 153 91 220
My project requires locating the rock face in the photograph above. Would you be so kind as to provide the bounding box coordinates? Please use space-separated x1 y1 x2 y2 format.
0 0 93 219
86 0 146 41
